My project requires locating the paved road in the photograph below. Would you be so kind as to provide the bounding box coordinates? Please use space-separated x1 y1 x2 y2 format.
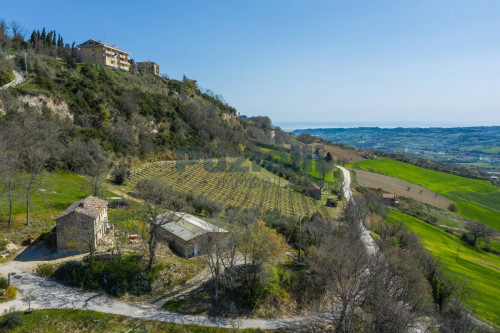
0 266 311 329
336 165 379 257
0 69 25 90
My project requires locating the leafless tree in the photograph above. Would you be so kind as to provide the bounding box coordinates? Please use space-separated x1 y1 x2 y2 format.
464 220 496 247
135 179 185 270
309 236 370 332
0 129 21 225
8 21 25 42
362 249 432 332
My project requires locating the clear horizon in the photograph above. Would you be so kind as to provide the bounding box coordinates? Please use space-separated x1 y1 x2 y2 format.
1 1 499 124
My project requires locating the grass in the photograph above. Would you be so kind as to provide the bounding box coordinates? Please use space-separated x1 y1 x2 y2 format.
447 191 500 211
2 309 265 332
354 169 451 209
387 210 500 326
0 171 117 245
350 158 500 230
350 158 498 194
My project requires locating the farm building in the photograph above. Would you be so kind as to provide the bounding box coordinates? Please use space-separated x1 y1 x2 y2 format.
381 193 397 206
55 196 109 253
308 185 322 200
158 212 227 258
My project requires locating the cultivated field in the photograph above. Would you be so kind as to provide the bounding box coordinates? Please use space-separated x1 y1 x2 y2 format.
388 211 500 327
309 143 364 162
350 158 500 230
126 159 332 218
353 169 452 209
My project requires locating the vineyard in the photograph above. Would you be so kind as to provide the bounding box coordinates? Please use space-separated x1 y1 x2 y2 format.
126 159 333 218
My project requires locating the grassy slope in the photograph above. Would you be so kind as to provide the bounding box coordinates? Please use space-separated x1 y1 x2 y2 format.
0 172 117 245
388 211 500 326
351 158 500 229
5 309 263 332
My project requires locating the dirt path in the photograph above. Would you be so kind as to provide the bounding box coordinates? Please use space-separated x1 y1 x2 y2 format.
336 165 379 257
0 69 25 90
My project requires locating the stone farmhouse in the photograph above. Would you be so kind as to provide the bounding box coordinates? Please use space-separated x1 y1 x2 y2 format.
381 193 397 206
158 212 227 258
55 196 109 253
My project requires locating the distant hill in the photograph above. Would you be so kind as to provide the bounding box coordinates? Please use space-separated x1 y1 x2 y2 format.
294 126 500 171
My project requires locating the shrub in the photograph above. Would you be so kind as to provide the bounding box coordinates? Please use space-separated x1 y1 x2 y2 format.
448 203 457 212
112 165 130 185
0 311 23 329
53 255 151 297
0 277 8 289
5 285 16 298
36 263 54 277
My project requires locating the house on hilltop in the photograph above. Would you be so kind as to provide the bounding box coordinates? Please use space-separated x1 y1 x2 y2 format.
158 212 227 258
137 61 160 76
77 39 130 71
55 196 109 253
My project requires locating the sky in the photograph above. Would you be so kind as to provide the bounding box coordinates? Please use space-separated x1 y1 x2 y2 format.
1 0 500 127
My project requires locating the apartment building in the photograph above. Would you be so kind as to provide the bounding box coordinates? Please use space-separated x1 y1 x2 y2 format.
137 61 160 76
77 39 130 71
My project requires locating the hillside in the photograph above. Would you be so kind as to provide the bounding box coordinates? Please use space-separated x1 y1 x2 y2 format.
387 211 500 327
350 158 500 230
296 126 500 171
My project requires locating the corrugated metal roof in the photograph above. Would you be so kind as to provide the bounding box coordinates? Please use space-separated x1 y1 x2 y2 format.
159 212 227 242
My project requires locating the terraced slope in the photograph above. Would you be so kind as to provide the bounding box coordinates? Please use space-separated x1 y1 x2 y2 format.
126 159 331 218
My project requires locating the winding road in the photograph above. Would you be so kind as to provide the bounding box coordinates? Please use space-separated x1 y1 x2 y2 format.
0 69 25 90
336 165 379 257
0 166 373 330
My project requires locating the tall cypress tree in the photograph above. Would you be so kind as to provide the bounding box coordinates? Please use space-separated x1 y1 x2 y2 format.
41 28 46 42
52 31 56 46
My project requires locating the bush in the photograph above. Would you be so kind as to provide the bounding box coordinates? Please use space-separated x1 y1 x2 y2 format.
36 263 54 277
53 255 151 297
0 277 8 289
0 311 23 329
5 285 16 298
448 203 457 212
112 165 130 185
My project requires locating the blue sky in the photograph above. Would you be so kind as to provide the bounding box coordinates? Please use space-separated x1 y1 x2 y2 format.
1 0 499 126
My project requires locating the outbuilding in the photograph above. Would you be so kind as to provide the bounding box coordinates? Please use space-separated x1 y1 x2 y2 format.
158 212 227 258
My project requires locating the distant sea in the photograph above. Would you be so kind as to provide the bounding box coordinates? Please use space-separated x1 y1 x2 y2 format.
275 121 496 132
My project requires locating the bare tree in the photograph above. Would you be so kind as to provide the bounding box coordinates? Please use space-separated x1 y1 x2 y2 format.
8 21 25 42
0 131 21 225
135 179 185 270
310 236 370 333
87 162 109 197
464 220 496 247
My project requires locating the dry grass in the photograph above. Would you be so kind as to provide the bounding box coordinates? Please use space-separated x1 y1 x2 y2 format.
309 143 364 162
354 169 452 209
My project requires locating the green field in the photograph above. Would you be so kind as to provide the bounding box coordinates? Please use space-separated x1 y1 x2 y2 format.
2 309 262 332
350 158 500 230
388 211 500 326
0 172 117 244
126 159 332 218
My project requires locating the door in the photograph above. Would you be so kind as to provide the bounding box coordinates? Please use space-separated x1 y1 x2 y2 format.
193 243 199 256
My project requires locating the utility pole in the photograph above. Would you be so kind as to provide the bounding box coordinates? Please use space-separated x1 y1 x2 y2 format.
298 215 302 262
24 51 28 76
